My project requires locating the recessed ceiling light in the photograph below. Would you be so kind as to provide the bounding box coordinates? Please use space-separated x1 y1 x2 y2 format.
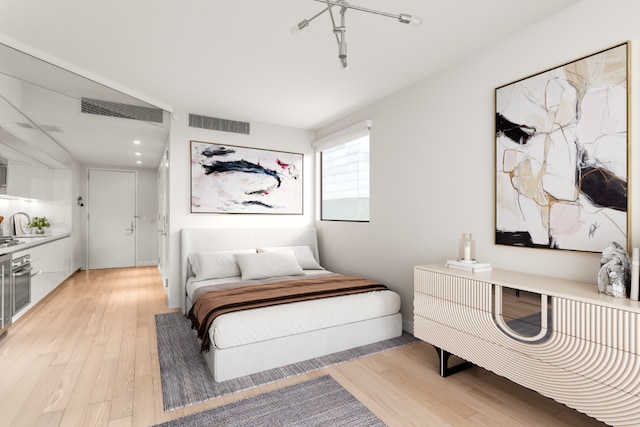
136 160 142 164
135 152 141 156
133 140 141 145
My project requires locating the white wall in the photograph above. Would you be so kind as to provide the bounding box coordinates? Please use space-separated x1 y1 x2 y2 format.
136 168 159 265
315 0 640 331
166 111 314 309
70 160 83 271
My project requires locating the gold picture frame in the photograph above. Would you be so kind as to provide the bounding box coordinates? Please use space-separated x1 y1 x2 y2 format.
495 42 630 253
190 140 303 214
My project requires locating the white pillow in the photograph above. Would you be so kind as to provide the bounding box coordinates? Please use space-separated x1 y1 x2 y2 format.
188 249 255 280
234 251 305 280
257 245 323 270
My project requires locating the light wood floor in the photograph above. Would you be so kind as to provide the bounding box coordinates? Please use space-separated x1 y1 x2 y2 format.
0 267 607 427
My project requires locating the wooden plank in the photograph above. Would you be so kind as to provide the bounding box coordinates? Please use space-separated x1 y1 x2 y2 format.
0 266 607 426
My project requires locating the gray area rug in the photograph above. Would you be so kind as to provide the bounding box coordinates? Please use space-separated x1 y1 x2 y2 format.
506 311 553 338
506 312 542 335
155 311 417 411
153 375 385 427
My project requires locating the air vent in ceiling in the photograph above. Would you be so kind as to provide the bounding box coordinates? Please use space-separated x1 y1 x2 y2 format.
81 97 164 123
189 113 250 135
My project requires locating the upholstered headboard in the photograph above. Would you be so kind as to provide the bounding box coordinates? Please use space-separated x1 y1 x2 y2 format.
180 226 320 288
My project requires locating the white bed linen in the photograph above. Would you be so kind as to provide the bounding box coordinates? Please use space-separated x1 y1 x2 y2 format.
185 270 329 302
187 271 401 350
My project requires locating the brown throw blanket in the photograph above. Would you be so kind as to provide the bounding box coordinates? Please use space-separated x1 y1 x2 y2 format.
188 275 388 352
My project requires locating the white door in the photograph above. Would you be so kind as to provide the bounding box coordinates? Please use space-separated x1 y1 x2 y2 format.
88 169 137 269
157 149 169 289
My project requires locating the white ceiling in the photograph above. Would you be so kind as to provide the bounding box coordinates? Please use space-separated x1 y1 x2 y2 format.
0 0 580 167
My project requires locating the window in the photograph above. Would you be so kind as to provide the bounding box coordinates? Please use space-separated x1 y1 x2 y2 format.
316 122 370 221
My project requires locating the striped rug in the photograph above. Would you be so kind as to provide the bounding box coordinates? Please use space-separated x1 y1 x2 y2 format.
155 311 417 411
153 375 385 427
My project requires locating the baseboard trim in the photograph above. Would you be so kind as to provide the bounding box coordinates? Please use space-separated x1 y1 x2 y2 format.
137 261 159 267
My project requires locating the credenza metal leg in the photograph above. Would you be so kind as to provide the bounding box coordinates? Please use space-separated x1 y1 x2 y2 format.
434 346 474 377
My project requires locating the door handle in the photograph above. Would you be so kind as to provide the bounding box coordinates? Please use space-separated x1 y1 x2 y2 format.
158 215 167 236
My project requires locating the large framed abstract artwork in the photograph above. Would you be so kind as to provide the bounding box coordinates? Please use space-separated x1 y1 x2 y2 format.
495 43 629 253
191 141 303 214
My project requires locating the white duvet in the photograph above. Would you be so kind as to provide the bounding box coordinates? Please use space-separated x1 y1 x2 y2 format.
186 271 401 350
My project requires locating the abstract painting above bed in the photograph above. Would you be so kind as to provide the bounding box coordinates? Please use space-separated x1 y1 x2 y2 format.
190 140 303 214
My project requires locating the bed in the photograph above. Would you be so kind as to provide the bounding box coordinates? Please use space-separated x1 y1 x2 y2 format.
181 227 403 382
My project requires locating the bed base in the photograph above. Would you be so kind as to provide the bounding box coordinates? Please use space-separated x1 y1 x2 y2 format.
205 313 402 382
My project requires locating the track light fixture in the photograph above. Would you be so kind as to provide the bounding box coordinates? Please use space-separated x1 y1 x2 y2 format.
291 0 422 69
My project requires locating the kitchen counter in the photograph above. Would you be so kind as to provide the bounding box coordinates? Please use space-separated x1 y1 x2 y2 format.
0 232 71 255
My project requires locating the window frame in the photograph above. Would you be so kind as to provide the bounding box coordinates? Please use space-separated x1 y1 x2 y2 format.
314 121 371 222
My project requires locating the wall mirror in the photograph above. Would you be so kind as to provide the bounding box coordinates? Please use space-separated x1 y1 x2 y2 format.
0 42 170 171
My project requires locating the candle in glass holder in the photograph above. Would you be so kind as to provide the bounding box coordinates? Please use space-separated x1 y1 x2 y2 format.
458 233 476 261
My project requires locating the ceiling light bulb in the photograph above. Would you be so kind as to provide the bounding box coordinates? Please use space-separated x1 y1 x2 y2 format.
133 140 141 145
135 152 141 156
338 41 347 59
398 13 422 26
295 2 421 68
136 160 142 164
291 19 309 34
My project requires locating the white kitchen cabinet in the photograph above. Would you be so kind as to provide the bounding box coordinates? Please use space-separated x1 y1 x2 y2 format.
6 160 31 198
29 164 53 201
40 237 70 294
29 248 44 303
6 160 52 200
10 236 71 322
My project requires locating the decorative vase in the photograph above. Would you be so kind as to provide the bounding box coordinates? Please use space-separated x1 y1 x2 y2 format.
458 233 476 261
35 227 45 235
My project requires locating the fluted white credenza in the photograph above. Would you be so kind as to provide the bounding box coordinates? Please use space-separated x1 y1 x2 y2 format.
414 264 640 427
